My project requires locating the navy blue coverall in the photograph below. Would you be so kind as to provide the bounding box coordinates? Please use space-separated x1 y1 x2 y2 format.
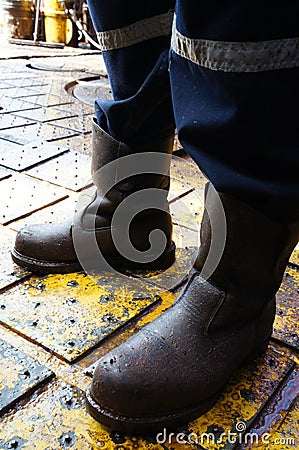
86 1 299 222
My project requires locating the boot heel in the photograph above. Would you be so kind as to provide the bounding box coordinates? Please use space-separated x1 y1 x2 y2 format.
109 240 176 271
244 338 270 365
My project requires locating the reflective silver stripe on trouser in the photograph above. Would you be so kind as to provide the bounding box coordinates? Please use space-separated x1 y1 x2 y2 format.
96 12 174 51
171 17 299 72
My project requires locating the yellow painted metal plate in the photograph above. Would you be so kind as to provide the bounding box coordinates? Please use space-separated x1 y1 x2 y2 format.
0 345 294 449
0 139 68 171
170 155 207 191
25 150 92 192
264 396 299 449
132 247 196 293
0 379 164 450
165 343 294 450
0 338 53 415
238 364 299 449
289 243 299 267
274 266 299 350
0 272 162 361
0 173 68 225
0 225 29 291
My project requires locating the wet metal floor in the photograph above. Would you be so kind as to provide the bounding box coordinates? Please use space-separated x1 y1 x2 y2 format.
0 36 298 450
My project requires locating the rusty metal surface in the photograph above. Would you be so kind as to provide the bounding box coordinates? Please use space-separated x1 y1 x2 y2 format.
131 247 196 294
176 343 295 450
0 272 162 362
0 139 68 171
170 154 208 191
25 150 92 191
0 226 30 291
236 364 299 449
0 173 68 224
0 324 92 393
290 244 299 267
265 396 299 449
0 344 295 450
274 266 299 350
0 338 54 415
0 379 164 450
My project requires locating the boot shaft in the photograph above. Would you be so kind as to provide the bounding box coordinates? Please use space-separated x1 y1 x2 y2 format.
195 183 299 299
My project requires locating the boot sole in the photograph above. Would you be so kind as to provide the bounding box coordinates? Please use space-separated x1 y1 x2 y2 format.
85 338 270 434
11 241 176 274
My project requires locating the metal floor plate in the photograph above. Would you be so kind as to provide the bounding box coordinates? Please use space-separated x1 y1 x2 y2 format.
0 114 35 131
0 122 79 145
10 195 79 232
274 266 299 350
0 165 13 181
0 173 68 224
0 225 30 291
15 106 77 123
0 272 162 361
290 244 299 267
0 338 54 415
0 98 41 114
25 150 92 191
49 114 94 134
0 344 295 450
185 343 295 450
0 139 68 171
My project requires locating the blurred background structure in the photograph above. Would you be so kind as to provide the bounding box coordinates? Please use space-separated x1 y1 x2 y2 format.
0 0 99 48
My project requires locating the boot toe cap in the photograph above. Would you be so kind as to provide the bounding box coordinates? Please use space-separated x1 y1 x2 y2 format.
13 222 76 261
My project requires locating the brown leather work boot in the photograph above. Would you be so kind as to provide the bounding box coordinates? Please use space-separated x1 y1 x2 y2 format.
11 118 175 273
85 183 299 433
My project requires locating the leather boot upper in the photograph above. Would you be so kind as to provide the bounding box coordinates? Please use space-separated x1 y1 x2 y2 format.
86 184 299 432
12 119 175 272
